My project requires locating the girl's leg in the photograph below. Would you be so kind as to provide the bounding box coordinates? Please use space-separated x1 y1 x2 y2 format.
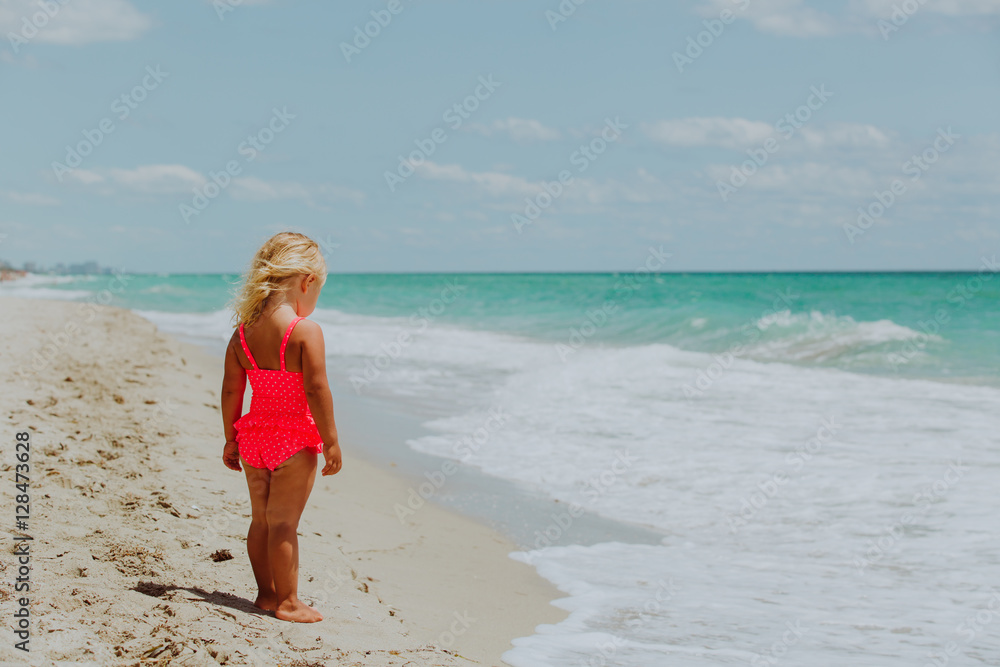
241 456 276 611
266 447 321 623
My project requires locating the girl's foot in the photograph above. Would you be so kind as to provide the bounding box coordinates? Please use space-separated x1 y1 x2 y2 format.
275 598 323 623
254 593 277 612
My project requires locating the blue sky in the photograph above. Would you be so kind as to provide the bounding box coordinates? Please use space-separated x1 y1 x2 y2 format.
1 0 998 273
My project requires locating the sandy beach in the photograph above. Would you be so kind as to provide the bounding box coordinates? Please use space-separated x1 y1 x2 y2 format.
0 296 566 666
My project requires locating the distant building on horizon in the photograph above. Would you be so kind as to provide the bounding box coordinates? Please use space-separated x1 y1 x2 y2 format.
1 259 112 275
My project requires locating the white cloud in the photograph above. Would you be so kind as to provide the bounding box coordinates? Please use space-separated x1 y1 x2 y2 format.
644 117 893 152
643 117 774 150
697 130 1000 212
229 177 309 202
1 190 59 205
854 0 1000 17
313 183 366 206
383 130 1000 237
411 161 682 212
0 49 37 66
60 164 365 208
108 164 205 194
229 177 365 206
65 169 106 185
955 222 1000 241
0 0 152 46
62 164 207 195
569 170 678 206
697 0 841 37
705 161 875 197
932 0 1000 15
468 117 562 143
414 161 541 198
798 123 892 150
65 165 364 207
695 0 1000 38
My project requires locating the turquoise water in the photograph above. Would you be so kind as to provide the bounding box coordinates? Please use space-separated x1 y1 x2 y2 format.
13 271 1000 386
6 270 1000 665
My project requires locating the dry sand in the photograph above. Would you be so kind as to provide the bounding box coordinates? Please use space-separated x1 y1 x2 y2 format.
0 297 566 666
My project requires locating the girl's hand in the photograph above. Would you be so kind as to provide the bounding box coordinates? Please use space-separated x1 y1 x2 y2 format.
223 440 242 472
321 442 342 476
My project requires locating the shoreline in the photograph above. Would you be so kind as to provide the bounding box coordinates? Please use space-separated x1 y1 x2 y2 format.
143 310 668 553
323 378 668 552
0 297 567 666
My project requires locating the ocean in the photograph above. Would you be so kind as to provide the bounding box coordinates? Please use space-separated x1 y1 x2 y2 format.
5 269 1000 666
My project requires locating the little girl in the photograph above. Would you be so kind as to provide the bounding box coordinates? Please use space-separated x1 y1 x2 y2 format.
220 231 342 623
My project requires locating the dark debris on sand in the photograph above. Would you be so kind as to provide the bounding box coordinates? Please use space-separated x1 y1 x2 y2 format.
210 548 234 562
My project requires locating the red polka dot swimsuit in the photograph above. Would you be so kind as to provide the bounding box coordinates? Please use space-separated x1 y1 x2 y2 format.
234 316 324 471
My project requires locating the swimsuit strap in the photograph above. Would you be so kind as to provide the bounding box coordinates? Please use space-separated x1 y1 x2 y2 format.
280 316 304 371
238 323 260 370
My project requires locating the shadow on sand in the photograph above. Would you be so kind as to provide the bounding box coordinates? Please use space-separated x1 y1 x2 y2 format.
132 581 269 617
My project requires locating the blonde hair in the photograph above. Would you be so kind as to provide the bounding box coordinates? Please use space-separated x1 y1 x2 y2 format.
230 232 327 328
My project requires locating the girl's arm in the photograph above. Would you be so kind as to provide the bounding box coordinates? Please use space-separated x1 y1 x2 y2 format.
299 320 343 476
221 334 247 470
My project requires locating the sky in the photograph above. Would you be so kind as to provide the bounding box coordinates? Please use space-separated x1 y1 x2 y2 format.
0 0 998 273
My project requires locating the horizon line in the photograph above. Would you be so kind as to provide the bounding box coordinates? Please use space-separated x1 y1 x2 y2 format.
16 269 998 277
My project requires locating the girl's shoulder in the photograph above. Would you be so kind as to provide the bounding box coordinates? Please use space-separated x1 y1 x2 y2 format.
292 317 323 338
